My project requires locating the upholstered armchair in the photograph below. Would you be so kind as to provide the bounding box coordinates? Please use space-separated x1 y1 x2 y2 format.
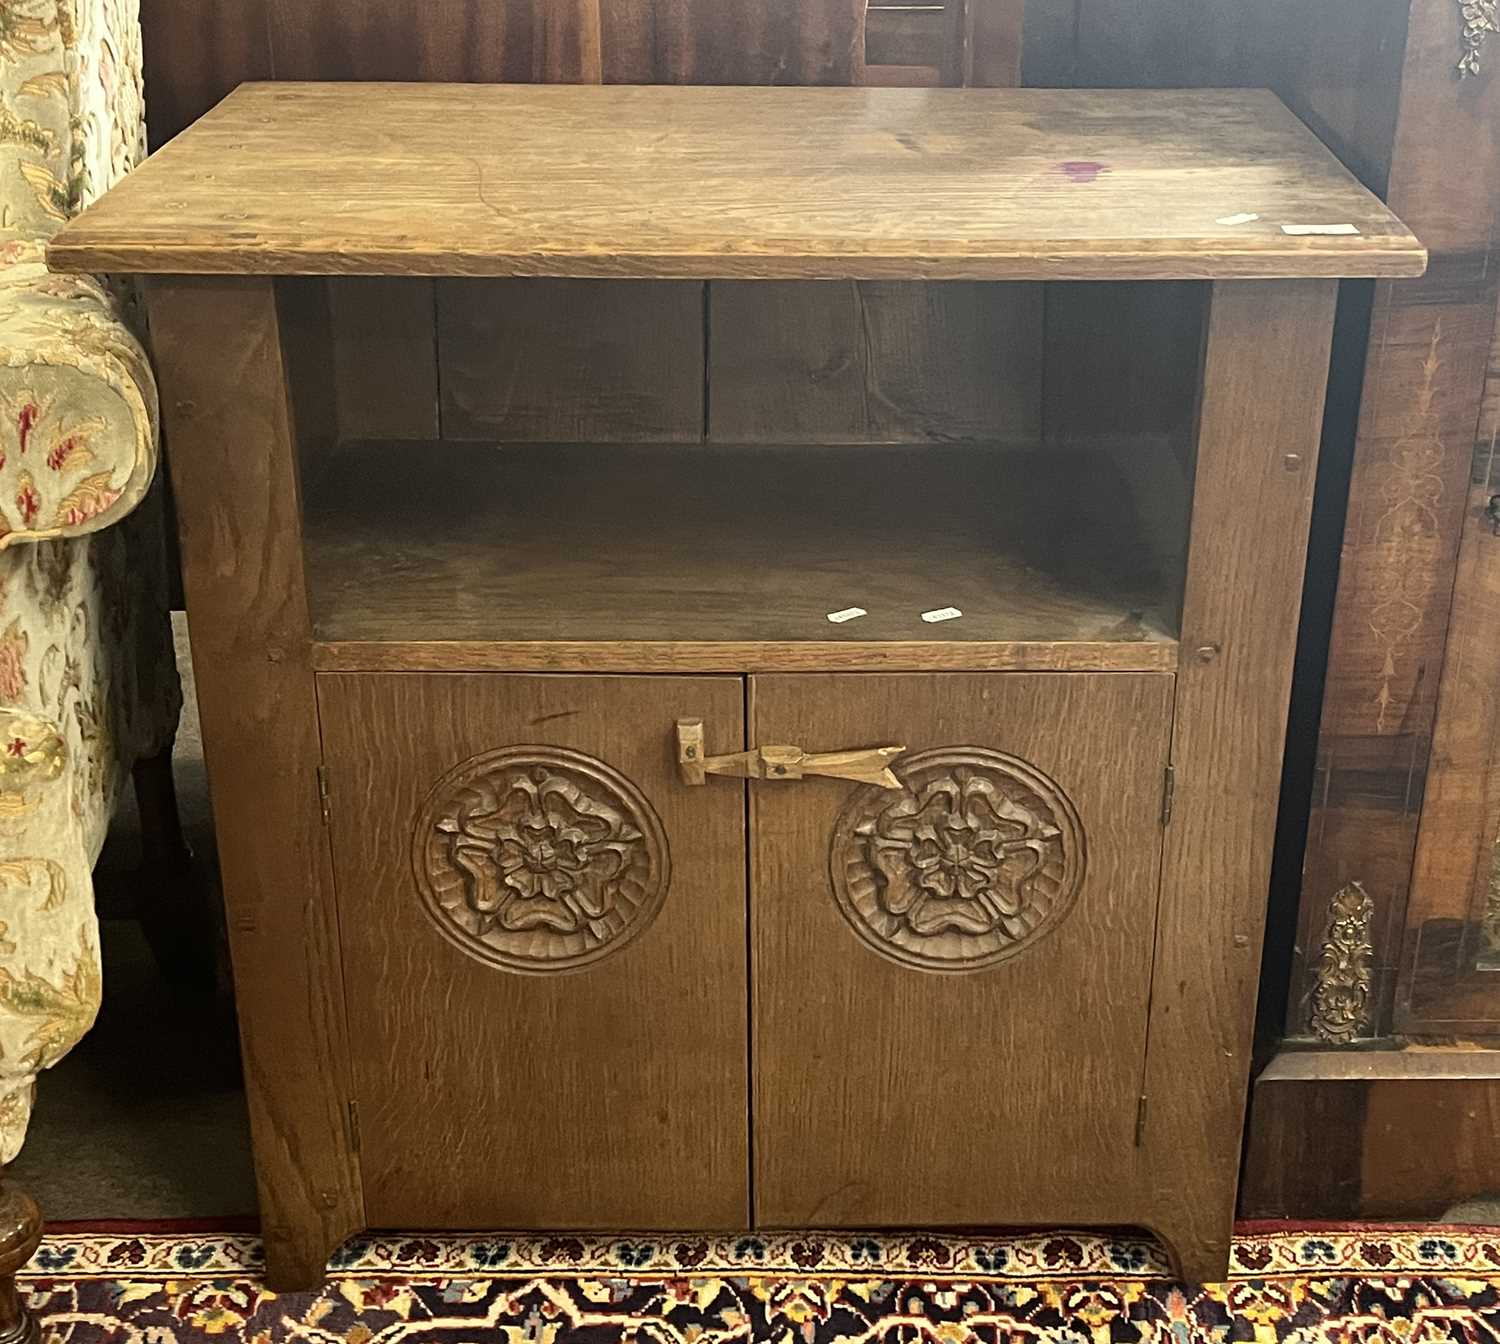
0 0 181 1336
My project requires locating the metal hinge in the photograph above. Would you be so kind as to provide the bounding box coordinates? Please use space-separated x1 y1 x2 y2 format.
346 1099 361 1153
1160 765 1176 826
1134 1095 1148 1146
317 765 331 826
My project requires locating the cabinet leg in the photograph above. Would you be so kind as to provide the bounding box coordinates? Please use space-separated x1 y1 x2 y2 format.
1149 1219 1232 1286
262 1222 347 1293
147 275 364 1302
0 1174 41 1344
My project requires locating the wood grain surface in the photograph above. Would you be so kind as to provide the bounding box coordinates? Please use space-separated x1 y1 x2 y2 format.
316 672 749 1229
138 0 272 147
311 640 1179 676
1039 0 1410 195
328 279 441 441
142 0 1031 147
49 84 1423 280
438 279 704 441
1398 306 1500 1036
264 0 867 85
750 672 1173 1228
300 440 1179 671
1242 1046 1500 1218
145 276 363 1290
707 281 1043 443
1138 279 1338 1283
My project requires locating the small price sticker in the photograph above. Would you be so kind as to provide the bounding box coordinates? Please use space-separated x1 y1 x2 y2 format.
826 607 867 624
1281 222 1360 236
921 607 963 624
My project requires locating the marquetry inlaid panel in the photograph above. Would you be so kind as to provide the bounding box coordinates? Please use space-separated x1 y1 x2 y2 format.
412 745 670 973
829 746 1086 972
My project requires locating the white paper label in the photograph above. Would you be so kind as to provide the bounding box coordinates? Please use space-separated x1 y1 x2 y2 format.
921 607 963 623
1281 223 1360 236
826 607 867 624
1216 212 1260 226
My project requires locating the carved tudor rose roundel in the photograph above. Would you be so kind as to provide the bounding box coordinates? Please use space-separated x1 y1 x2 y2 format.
412 746 670 974
830 747 1086 973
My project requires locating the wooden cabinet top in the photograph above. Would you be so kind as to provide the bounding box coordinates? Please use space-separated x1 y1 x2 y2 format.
48 83 1424 281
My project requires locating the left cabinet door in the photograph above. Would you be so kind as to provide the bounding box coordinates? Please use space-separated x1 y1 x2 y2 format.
317 673 749 1228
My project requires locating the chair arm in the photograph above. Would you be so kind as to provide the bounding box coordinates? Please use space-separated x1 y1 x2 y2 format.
0 255 158 549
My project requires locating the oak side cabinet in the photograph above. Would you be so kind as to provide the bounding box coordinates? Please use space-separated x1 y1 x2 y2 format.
47 82 1424 1288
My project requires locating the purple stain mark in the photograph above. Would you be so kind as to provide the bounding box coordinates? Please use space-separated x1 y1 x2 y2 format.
1059 160 1108 184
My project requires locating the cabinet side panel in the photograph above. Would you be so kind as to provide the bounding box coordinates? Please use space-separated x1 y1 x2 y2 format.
1142 279 1337 1283
145 276 363 1289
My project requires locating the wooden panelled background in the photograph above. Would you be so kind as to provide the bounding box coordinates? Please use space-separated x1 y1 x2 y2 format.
1396 292 1500 1035
140 1 1033 144
1276 2 1497 1046
142 0 868 144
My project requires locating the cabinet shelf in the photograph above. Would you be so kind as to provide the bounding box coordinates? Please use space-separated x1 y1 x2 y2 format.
304 440 1181 673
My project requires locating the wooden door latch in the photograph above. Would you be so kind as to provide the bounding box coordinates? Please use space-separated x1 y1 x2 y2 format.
676 719 905 789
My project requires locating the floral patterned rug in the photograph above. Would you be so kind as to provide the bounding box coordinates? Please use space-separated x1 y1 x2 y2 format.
19 1225 1500 1342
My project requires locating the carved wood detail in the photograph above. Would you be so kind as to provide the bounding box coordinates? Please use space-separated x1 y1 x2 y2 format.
829 746 1086 973
1483 829 1500 966
1460 1 1499 76
412 746 669 974
1307 881 1377 1042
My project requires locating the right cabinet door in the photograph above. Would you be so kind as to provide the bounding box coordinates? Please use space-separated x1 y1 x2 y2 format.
750 672 1174 1226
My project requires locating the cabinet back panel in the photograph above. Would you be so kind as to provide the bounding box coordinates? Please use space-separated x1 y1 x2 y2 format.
438 279 705 442
750 671 1173 1226
708 281 1043 443
407 279 1046 446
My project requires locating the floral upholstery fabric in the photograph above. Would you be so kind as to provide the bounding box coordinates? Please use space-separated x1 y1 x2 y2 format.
0 0 177 1163
1 256 157 546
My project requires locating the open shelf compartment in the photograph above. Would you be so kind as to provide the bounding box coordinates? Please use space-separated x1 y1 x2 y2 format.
303 439 1184 673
